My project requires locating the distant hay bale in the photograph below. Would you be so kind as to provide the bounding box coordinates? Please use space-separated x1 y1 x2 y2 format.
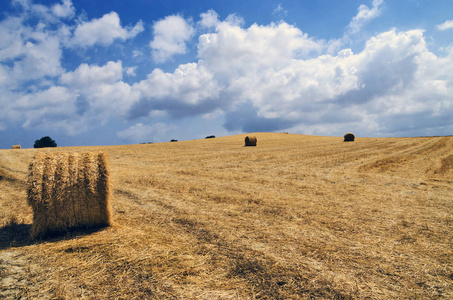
245 136 257 146
12 145 21 149
27 151 112 239
344 133 355 142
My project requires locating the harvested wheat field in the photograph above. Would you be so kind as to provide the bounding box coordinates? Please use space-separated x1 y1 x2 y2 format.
1 133 452 299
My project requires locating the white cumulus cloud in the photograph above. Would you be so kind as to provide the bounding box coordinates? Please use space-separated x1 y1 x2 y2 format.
10 86 82 134
126 67 137 76
12 0 75 22
130 62 220 118
129 16 453 137
0 16 65 87
150 15 195 63
197 21 323 78
71 12 144 47
59 61 138 122
60 60 124 88
52 0 75 19
437 20 453 31
348 0 384 34
199 10 220 29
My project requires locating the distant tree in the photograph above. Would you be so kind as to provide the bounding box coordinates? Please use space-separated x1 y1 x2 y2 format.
34 136 57 148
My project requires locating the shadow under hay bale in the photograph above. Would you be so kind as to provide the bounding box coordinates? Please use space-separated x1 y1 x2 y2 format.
344 133 355 142
27 151 112 239
0 222 31 250
245 136 257 147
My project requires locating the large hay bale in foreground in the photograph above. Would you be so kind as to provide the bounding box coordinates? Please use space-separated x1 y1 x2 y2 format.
245 136 257 146
27 151 112 238
344 133 355 142
12 145 21 149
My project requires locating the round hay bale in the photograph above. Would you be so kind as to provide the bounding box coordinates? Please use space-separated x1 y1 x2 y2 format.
12 145 21 149
344 133 355 142
27 151 112 239
245 136 257 146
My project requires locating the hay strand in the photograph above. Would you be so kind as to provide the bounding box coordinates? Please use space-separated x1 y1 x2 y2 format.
27 151 112 238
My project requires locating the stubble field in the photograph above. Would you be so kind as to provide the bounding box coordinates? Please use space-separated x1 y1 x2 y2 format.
1 132 452 299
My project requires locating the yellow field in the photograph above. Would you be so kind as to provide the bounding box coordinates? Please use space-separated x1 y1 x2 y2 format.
1 133 452 299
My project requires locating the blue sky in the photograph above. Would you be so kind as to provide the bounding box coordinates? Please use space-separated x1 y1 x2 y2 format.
0 0 452 148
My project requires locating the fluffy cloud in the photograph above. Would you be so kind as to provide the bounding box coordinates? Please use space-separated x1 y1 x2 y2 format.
3 59 135 135
10 86 81 133
0 16 65 86
60 60 123 88
12 0 75 22
348 0 384 34
130 18 453 137
71 12 144 47
437 20 453 31
130 62 220 118
126 67 137 76
59 61 138 122
52 0 75 19
150 15 195 63
0 2 140 136
199 10 219 29
197 21 323 82
0 1 145 136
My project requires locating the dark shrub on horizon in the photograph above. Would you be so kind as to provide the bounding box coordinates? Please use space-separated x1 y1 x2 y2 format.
34 136 57 148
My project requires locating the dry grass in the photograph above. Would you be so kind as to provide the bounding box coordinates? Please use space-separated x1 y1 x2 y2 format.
1 133 452 299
